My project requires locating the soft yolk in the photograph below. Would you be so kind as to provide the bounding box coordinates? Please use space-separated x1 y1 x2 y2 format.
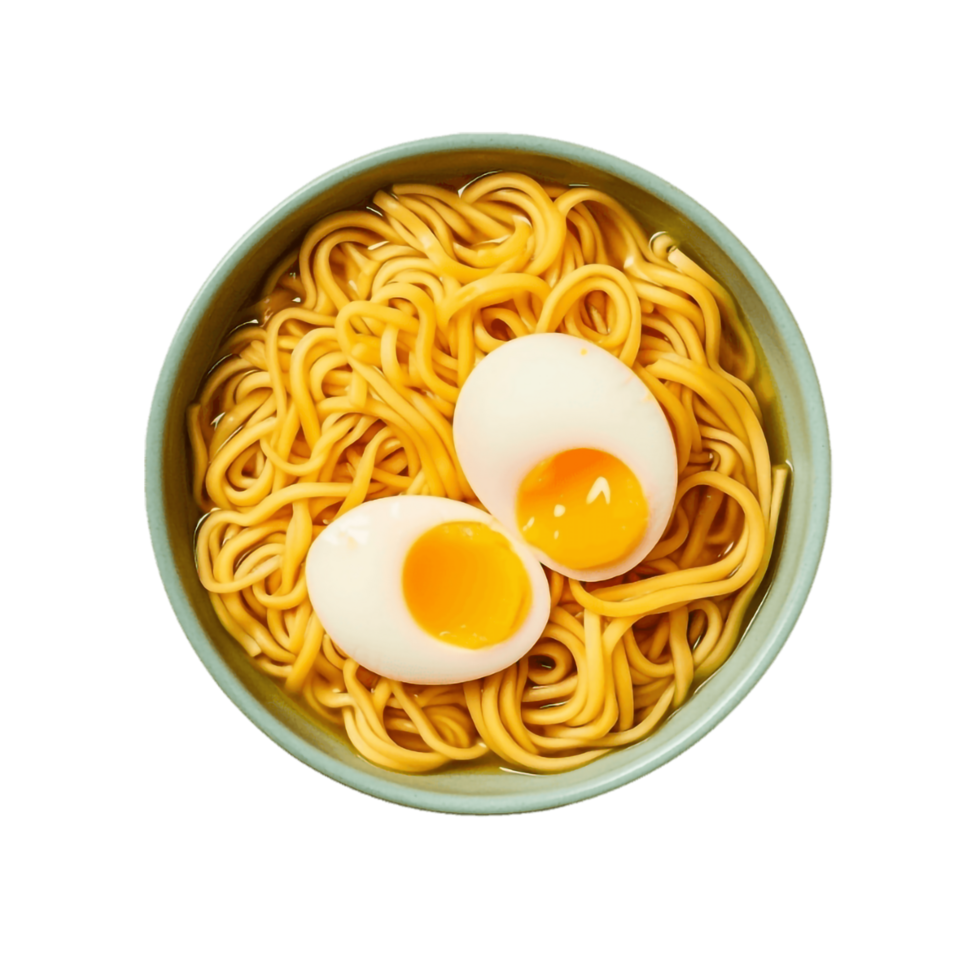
403 522 532 649
516 448 649 570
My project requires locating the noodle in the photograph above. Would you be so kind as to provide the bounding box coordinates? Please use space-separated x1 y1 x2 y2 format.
188 173 788 774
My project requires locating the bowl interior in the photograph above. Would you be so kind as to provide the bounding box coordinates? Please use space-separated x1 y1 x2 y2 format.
147 136 829 814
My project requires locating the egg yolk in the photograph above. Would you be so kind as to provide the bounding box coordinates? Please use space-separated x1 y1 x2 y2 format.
403 522 531 649
516 448 649 570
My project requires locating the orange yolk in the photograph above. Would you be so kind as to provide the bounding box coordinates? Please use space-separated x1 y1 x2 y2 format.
516 448 649 570
402 522 531 648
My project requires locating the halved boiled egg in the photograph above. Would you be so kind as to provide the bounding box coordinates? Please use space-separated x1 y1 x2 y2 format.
305 496 551 685
453 333 678 582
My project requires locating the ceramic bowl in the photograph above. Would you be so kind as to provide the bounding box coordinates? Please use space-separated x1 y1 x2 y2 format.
146 134 830 814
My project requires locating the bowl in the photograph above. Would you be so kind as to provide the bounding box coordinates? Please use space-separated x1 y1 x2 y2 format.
146 134 830 814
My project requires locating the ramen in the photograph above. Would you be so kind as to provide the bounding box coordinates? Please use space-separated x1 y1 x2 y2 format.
188 173 787 773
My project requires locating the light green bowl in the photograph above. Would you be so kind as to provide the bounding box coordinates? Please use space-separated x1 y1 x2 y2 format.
146 134 830 814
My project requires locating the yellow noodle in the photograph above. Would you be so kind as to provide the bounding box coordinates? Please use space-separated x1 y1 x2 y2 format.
187 173 786 774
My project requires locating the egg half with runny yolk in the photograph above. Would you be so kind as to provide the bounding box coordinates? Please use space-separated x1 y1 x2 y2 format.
453 333 678 582
305 497 551 685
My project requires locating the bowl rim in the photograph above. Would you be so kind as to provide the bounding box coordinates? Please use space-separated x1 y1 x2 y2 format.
146 133 831 814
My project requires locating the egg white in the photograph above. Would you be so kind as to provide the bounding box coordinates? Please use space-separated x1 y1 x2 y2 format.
453 333 678 582
305 496 551 685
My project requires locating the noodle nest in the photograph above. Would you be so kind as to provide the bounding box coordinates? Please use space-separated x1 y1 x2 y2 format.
188 173 788 773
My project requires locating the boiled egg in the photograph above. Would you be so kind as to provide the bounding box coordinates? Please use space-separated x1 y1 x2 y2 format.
305 496 551 685
453 333 677 582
